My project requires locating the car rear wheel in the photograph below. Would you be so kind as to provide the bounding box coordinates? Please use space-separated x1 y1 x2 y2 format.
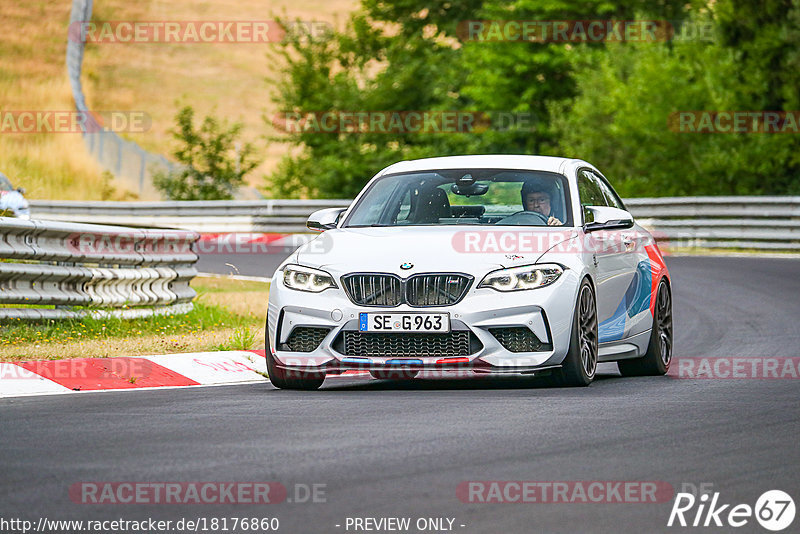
265 331 326 390
554 279 598 387
618 280 672 377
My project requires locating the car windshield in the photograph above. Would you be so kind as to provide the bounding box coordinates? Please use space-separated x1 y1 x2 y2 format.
344 169 573 227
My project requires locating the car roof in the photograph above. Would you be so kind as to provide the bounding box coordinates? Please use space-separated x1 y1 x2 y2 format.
379 155 584 176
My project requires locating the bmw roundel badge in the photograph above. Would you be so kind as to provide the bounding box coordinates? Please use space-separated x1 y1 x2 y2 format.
400 262 413 270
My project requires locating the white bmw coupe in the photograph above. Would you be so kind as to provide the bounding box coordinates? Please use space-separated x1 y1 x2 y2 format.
266 155 672 389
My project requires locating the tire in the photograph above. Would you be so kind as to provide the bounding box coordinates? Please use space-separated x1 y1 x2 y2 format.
618 280 673 377
554 279 598 387
370 369 420 380
265 330 325 390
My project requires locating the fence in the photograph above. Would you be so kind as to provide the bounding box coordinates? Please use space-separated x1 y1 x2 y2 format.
26 197 800 251
29 199 352 233
66 0 264 201
0 217 199 320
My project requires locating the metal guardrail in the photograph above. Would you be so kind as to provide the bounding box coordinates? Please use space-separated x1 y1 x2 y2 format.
26 197 800 251
29 199 352 233
0 217 199 320
625 197 800 250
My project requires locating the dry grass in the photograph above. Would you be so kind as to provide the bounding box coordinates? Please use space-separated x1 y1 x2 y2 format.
0 275 269 361
1 0 357 200
194 276 269 319
2 0 357 199
85 0 358 194
0 0 137 200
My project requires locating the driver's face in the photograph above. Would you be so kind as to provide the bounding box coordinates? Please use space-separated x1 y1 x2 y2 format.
524 192 551 216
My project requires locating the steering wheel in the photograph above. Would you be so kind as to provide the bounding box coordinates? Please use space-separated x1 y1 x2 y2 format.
495 210 550 226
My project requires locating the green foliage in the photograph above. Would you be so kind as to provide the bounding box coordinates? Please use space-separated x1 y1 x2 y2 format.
0 301 249 346
458 0 694 155
551 4 800 196
267 7 484 198
268 0 800 198
154 106 260 200
215 325 257 351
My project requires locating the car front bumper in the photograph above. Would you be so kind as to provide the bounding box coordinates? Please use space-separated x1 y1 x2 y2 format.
267 268 582 375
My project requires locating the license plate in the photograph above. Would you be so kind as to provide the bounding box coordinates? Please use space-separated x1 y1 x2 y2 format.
359 313 450 333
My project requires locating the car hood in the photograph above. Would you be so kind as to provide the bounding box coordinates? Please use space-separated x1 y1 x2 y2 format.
293 226 579 277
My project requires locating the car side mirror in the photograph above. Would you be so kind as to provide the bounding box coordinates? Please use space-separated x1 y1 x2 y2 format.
16 187 25 195
307 208 346 232
583 206 634 232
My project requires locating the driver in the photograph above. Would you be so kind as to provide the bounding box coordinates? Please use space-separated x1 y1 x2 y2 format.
521 180 563 226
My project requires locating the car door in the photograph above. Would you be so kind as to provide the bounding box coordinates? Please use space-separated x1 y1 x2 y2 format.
578 169 638 344
591 170 652 338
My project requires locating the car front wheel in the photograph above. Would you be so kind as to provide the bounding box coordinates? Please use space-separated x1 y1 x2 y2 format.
555 279 598 387
265 331 326 390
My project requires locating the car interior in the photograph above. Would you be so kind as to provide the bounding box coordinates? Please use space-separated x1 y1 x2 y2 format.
396 173 569 226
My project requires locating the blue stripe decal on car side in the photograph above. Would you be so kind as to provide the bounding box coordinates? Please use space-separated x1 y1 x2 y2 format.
599 259 653 343
627 260 652 318
599 298 627 343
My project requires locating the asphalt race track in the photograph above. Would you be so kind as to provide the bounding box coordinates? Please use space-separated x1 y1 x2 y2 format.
2 255 799 533
195 249 286 280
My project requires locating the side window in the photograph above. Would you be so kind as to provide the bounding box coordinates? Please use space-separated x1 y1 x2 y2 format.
577 170 608 224
578 170 607 208
591 171 626 210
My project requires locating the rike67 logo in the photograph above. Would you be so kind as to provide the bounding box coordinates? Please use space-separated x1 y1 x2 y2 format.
668 487 795 531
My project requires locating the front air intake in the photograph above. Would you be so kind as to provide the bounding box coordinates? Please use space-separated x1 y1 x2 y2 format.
489 327 552 352
342 331 474 358
284 327 331 352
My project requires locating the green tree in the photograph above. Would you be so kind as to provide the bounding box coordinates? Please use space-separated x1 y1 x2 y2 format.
154 106 260 200
267 5 484 199
267 0 798 198
550 4 800 196
458 0 699 156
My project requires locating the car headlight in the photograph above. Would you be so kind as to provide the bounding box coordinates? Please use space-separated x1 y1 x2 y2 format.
478 264 564 292
282 264 337 292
